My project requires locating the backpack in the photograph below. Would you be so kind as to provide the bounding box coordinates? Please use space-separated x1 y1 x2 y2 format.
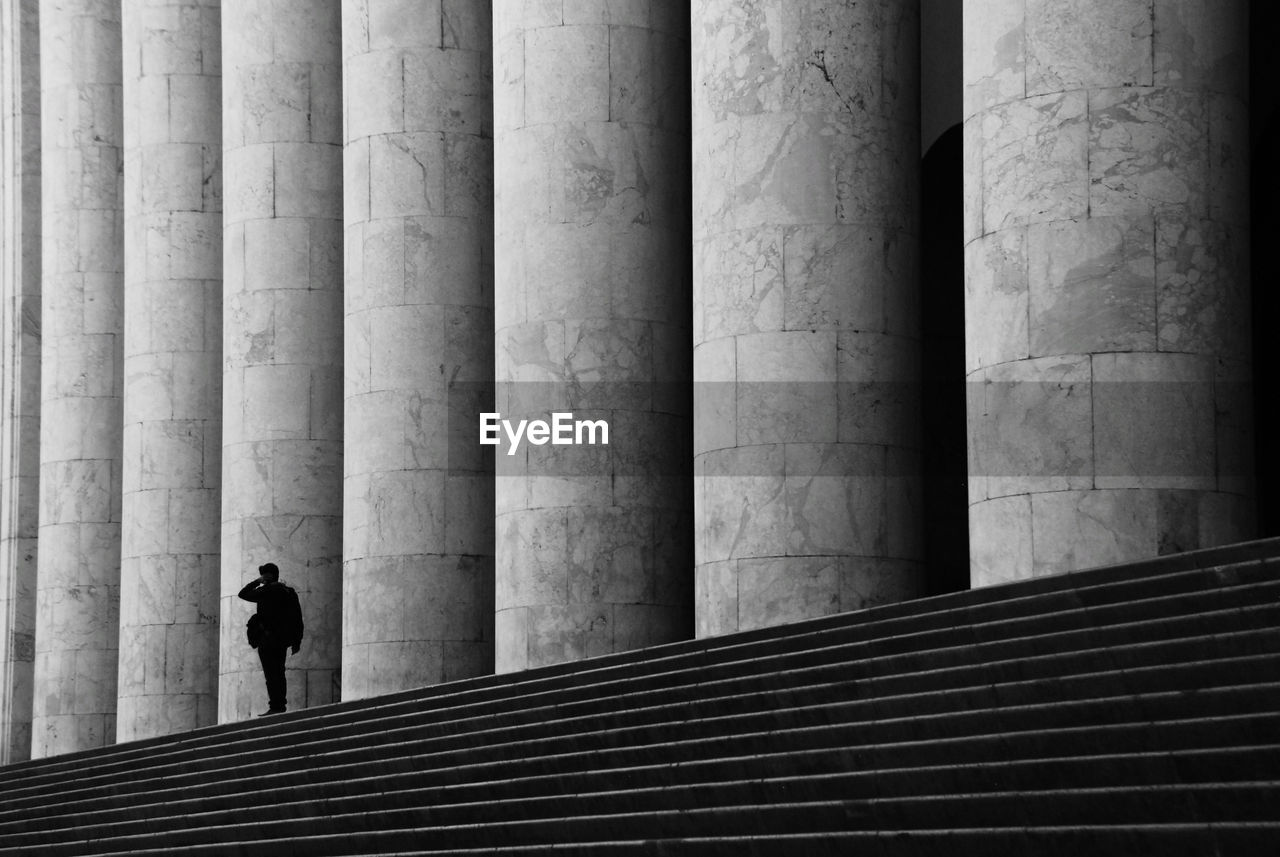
279 586 304 646
245 584 303 649
246 613 265 649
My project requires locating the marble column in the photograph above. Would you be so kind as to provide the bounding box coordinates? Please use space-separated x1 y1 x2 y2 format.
219 0 342 721
33 0 124 756
117 0 220 742
0 0 40 764
341 1 494 698
493 0 692 672
692 0 924 636
964 0 1253 585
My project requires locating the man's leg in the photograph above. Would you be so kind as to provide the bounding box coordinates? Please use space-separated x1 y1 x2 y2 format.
257 644 288 712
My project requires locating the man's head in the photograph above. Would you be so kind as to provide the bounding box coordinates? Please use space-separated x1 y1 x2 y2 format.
258 562 279 581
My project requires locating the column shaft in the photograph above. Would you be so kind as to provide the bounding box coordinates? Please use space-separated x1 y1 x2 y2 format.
964 0 1253 584
0 0 40 764
340 0 494 698
118 0 221 741
219 0 342 720
33 0 125 756
692 0 924 635
493 0 693 671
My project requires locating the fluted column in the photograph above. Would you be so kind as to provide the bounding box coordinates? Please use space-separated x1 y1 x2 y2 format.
0 0 40 764
219 0 342 721
493 1 692 672
33 0 124 756
117 0 220 741
693 0 924 635
964 0 1253 584
341 1 494 698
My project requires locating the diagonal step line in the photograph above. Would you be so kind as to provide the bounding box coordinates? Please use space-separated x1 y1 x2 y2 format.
7 743 1278 851
7 713 1280 836
16 780 1280 855
10 721 1280 849
1 642 1275 815
20 795 1280 857
2 543 1277 855
3 557 1274 784
1 629 1276 813
1 682 1276 844
329 821 1280 857
7 706 1269 844
5 588 1277 795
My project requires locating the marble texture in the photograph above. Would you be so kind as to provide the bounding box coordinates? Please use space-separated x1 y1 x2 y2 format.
32 0 124 758
493 0 692 672
977 92 1088 235
0 0 39 764
964 0 1253 584
219 0 343 722
692 0 924 635
967 354 1093 502
1025 0 1152 96
117 0 221 743
341 0 494 699
1027 216 1156 356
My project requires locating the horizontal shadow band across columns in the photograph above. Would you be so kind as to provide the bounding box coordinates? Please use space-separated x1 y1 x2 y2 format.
441 381 1251 478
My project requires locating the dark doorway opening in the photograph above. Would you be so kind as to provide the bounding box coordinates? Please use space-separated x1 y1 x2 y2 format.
1250 2 1279 535
921 123 969 595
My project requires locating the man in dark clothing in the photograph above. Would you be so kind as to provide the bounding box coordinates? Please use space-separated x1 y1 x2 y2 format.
238 562 304 716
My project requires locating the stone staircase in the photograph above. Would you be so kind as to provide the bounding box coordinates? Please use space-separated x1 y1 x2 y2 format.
0 540 1278 855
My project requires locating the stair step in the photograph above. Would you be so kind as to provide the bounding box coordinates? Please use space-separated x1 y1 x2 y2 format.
19 799 1280 857
4 633 1274 813
4 696 1277 844
8 579 1277 799
0 539 1276 855
327 823 1280 857
10 751 1279 853
4 548 1273 785
12 719 1279 836
13 782 1280 856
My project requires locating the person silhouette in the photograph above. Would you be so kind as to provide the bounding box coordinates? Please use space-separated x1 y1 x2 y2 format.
238 562 304 716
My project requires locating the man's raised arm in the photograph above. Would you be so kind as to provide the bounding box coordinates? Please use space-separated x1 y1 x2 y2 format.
237 578 264 602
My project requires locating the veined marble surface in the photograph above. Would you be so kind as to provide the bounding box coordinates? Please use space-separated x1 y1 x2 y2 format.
493 0 692 671
341 0 495 700
33 0 125 758
117 0 221 743
964 0 1253 586
692 0 924 636
218 0 343 723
